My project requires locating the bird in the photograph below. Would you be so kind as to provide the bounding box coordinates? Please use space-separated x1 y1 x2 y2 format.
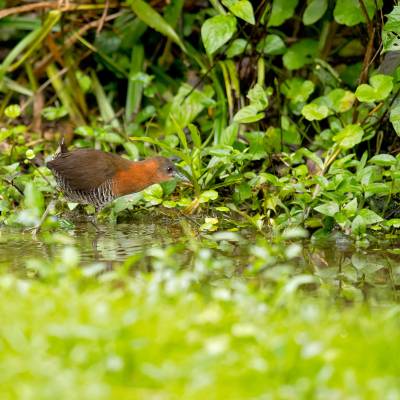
46 141 189 212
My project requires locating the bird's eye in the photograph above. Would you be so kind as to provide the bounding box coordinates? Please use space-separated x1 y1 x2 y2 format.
167 166 173 173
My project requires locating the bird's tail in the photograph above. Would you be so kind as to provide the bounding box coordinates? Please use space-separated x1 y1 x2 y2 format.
59 133 67 154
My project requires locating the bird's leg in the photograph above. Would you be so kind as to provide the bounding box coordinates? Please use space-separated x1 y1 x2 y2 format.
89 214 99 230
26 199 56 235
88 206 102 231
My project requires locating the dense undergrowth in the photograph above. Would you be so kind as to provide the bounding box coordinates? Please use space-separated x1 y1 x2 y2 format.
1 1 400 237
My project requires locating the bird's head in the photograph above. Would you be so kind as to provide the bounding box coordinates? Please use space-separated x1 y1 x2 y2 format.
151 156 191 184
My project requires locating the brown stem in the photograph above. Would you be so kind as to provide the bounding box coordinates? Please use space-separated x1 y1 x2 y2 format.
0 2 124 19
96 0 110 35
352 0 376 123
352 26 376 123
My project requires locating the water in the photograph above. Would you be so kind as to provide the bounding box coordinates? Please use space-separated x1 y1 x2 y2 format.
1 220 400 303
0 220 183 268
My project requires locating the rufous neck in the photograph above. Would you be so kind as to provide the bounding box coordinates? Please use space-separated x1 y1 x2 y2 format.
113 159 159 196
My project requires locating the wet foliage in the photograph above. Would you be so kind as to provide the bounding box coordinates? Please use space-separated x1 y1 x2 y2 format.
0 1 400 237
1 1 400 397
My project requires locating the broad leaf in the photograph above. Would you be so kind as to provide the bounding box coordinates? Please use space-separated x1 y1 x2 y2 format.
247 84 269 110
256 34 286 55
355 74 393 102
226 38 248 57
303 0 328 25
201 14 237 56
222 0 255 24
390 101 400 136
334 0 377 27
358 208 383 224
333 124 364 150
281 78 315 103
233 105 264 123
369 154 397 166
301 103 329 121
327 89 356 113
166 84 215 133
268 0 299 27
283 39 318 70
314 201 339 217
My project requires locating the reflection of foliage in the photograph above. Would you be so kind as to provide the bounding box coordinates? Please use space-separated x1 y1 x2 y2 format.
1 229 400 398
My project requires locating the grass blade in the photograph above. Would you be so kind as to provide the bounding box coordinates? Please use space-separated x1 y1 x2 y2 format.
46 63 85 126
129 0 186 52
126 44 144 122
91 71 120 130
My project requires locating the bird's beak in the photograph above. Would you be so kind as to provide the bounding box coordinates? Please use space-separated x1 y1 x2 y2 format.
174 170 192 185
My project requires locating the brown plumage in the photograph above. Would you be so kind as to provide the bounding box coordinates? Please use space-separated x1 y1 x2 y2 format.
47 148 188 210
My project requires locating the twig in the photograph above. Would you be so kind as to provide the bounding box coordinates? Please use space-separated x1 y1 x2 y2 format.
352 0 376 123
96 0 110 35
2 178 24 196
0 1 124 19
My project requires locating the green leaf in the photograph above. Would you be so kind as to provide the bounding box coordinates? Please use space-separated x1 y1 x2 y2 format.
369 154 397 166
364 183 391 196
334 0 377 27
199 190 219 203
343 198 358 216
246 131 266 158
166 84 215 133
188 124 202 148
299 148 324 170
41 106 68 121
143 184 163 205
268 0 299 27
100 133 124 144
4 104 21 119
233 84 270 123
301 103 329 121
303 0 328 25
75 70 91 93
24 182 44 214
256 34 286 55
383 5 400 34
247 83 269 110
333 124 364 150
355 74 393 102
314 201 339 217
382 31 400 54
358 208 383 224
226 38 248 57
281 78 315 103
385 218 400 228
129 0 186 51
201 14 237 56
233 105 264 123
351 215 365 235
91 71 120 130
390 101 400 136
222 0 255 24
327 89 356 113
283 39 318 70
220 123 239 145
0 129 12 143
